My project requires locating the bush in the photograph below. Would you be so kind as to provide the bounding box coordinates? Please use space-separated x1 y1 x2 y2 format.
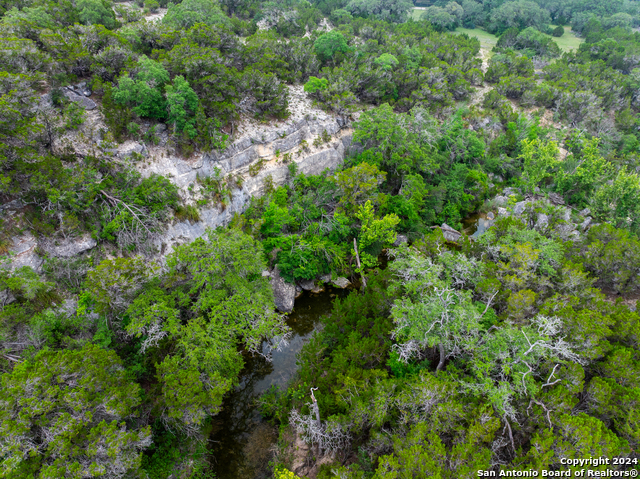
174 205 200 223
77 0 116 29
144 0 159 12
314 31 349 63
552 25 564 37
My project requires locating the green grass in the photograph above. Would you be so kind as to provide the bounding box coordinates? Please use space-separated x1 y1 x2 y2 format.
410 7 425 20
549 25 584 52
454 27 499 50
411 9 585 54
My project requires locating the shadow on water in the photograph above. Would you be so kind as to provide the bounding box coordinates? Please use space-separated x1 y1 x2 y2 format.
209 285 349 479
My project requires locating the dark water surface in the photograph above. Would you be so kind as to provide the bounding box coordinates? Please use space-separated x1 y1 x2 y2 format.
462 212 494 238
209 286 348 479
208 213 494 478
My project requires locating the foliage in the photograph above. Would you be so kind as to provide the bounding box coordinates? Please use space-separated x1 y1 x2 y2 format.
166 75 199 137
114 56 169 120
314 31 349 63
77 0 116 29
163 0 233 30
0 345 151 478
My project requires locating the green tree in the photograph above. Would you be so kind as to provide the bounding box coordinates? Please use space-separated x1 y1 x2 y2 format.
345 0 413 23
374 53 399 71
334 162 386 213
0 345 151 478
389 245 483 371
591 166 640 234
166 75 199 138
375 414 498 478
114 56 170 120
162 0 232 30
519 138 561 193
488 0 551 35
421 6 457 31
77 0 116 29
314 31 349 63
580 224 640 293
352 104 439 182
126 229 290 432
555 138 613 208
303 76 328 98
355 199 399 271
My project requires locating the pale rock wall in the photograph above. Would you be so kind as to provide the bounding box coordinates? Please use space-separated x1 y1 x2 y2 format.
139 114 354 254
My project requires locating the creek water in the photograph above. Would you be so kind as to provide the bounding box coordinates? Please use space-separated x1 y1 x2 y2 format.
462 212 495 238
208 215 493 478
209 286 348 479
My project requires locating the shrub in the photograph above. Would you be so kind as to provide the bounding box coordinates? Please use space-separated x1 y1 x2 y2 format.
552 25 564 37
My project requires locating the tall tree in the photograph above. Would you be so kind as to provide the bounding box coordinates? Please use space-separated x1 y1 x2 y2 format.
0 345 151 478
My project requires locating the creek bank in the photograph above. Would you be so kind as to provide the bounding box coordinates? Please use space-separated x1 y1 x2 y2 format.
267 268 352 313
209 287 348 479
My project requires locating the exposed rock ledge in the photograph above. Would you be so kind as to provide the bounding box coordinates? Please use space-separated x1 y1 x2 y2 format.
146 114 355 254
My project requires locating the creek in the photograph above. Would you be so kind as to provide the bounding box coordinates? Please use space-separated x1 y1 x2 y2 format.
208 215 492 478
209 286 348 479
462 212 495 238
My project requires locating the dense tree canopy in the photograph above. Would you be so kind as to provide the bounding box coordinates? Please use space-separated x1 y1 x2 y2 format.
1 0 640 476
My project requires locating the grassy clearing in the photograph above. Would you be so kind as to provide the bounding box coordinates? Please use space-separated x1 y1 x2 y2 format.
411 9 585 54
410 7 425 20
550 25 584 52
454 27 499 50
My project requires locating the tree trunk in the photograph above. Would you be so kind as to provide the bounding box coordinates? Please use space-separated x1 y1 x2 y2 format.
310 388 323 456
353 238 367 291
436 343 445 372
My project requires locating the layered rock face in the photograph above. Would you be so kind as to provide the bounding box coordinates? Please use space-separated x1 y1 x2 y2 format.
140 114 354 253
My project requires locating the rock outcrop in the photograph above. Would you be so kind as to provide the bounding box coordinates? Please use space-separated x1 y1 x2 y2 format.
150 114 353 253
7 233 41 272
270 268 296 313
331 277 351 288
40 234 97 258
441 223 462 242
63 89 97 110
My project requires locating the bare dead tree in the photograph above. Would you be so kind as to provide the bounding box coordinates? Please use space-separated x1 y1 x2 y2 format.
290 390 351 458
99 190 161 252
353 238 366 291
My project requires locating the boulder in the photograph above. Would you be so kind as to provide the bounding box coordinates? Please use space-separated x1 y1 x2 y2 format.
548 192 565 205
41 234 97 258
319 273 332 283
73 82 92 97
393 234 408 247
299 279 315 291
513 201 528 216
497 207 509 217
0 289 16 306
441 223 462 242
270 268 296 313
579 208 591 217
118 142 146 159
63 89 96 110
581 217 592 231
536 213 549 229
486 211 495 221
494 195 508 207
7 233 41 272
331 277 351 288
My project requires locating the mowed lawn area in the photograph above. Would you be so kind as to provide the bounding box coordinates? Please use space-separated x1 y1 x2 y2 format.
411 9 584 54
